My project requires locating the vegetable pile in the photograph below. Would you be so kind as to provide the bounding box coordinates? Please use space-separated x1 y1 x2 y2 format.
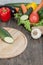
14 2 43 39
0 1 43 39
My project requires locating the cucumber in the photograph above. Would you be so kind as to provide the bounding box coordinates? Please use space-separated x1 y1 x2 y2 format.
5 3 39 7
5 3 27 7
25 7 33 16
20 15 28 21
0 27 13 44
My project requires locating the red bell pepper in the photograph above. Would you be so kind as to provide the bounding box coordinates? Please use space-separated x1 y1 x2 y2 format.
0 7 11 22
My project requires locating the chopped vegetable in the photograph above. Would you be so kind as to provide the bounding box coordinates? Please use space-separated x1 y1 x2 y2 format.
0 27 13 43
21 4 27 14
20 15 28 21
15 7 19 12
29 12 39 24
31 28 42 39
0 7 11 22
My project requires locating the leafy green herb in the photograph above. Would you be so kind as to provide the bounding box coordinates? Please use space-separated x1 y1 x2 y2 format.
24 20 31 31
14 13 22 19
38 7 43 19
35 19 43 26
18 20 31 31
18 20 25 25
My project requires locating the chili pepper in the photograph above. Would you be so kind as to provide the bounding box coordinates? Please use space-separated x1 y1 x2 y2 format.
0 7 11 22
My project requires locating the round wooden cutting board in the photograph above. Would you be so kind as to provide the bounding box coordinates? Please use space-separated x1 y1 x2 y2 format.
0 27 27 58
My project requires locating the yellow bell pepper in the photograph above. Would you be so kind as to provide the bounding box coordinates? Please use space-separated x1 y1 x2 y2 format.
26 3 31 9
26 2 37 10
31 2 37 10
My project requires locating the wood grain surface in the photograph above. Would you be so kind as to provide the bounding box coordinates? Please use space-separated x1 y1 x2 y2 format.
0 19 43 65
0 27 27 58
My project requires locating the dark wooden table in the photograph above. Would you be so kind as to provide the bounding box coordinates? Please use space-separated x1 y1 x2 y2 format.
0 19 43 65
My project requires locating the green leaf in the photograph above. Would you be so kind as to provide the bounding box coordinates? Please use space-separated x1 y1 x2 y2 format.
35 19 43 26
14 13 22 19
24 20 31 31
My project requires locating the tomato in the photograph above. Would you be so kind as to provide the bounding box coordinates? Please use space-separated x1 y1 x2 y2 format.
29 12 39 23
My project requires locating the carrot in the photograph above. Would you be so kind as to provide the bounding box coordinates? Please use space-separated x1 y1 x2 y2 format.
15 7 19 12
21 4 27 14
34 1 43 13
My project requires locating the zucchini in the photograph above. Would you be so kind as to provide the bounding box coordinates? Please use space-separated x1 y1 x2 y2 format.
0 27 13 44
25 7 33 16
5 3 27 7
20 15 28 21
5 3 39 7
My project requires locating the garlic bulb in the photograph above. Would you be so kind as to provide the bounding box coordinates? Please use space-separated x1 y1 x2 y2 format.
31 28 42 39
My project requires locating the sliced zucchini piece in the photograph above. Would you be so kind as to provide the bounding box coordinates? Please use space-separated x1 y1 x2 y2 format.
4 37 13 43
20 15 28 21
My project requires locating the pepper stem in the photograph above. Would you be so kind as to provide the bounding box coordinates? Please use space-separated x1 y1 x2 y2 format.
2 10 7 12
